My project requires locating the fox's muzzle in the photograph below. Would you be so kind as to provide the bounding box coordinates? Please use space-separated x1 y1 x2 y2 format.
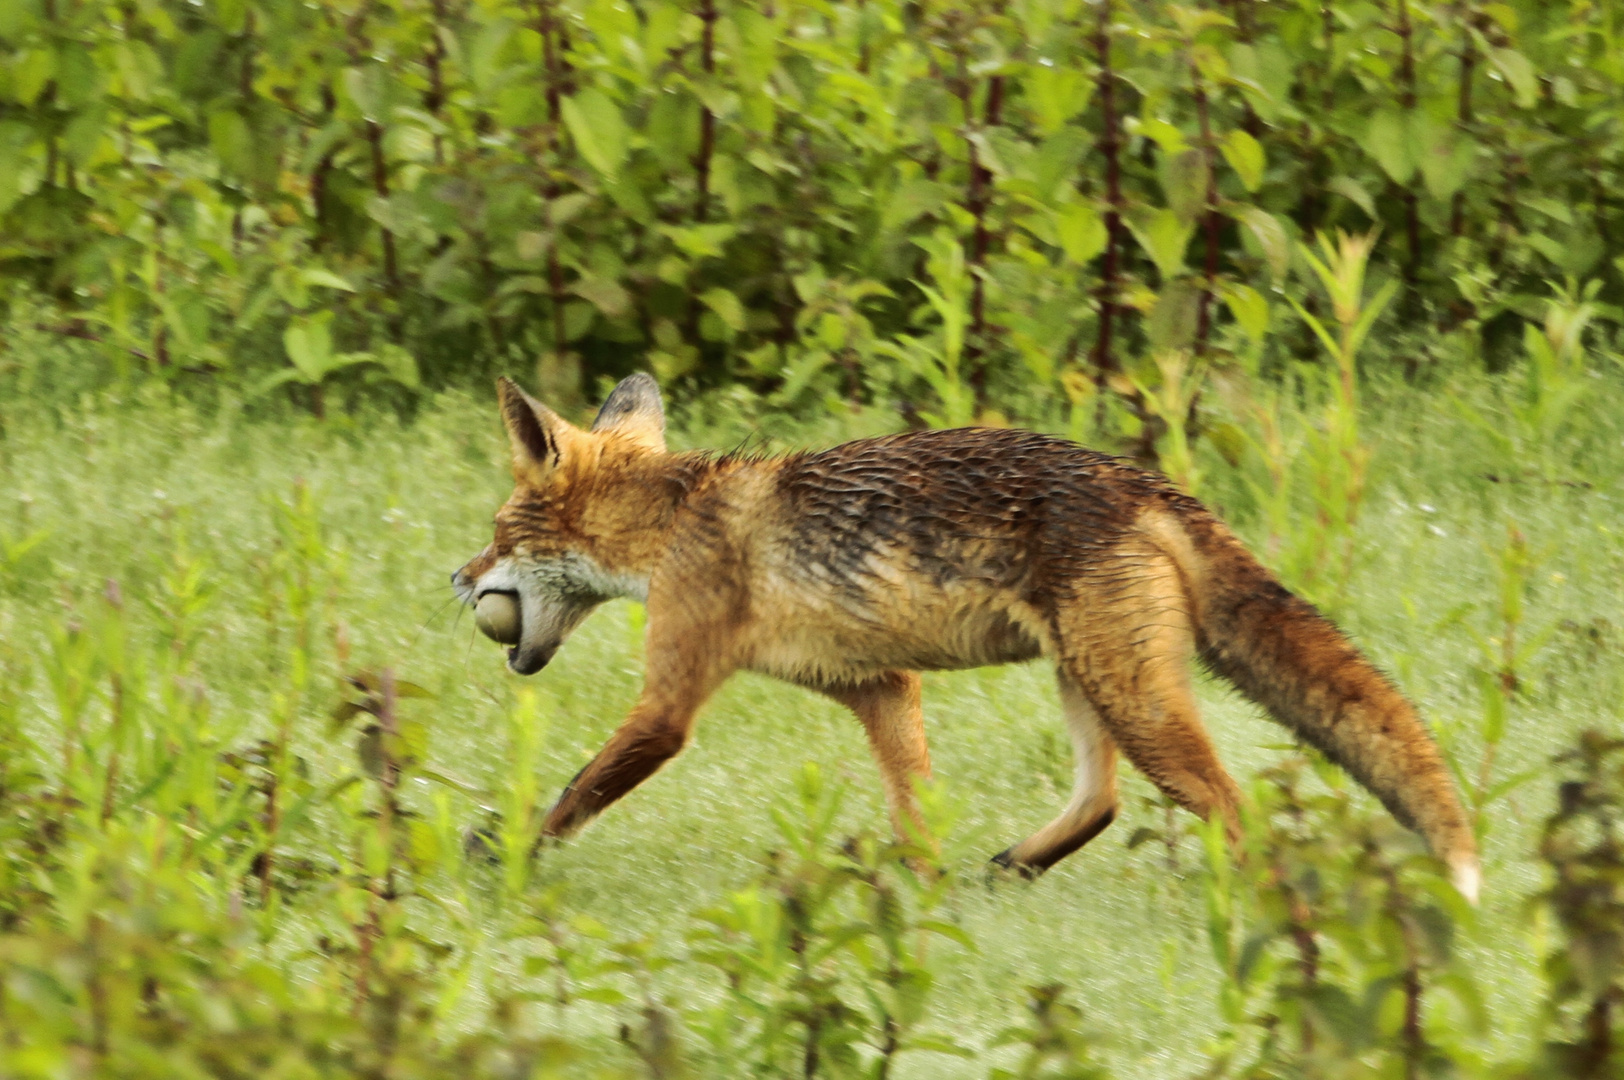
453 560 584 676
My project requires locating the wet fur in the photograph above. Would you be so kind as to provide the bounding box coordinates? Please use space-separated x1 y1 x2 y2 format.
455 378 1480 900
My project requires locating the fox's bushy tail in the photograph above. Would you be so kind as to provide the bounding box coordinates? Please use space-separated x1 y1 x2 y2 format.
1173 510 1480 902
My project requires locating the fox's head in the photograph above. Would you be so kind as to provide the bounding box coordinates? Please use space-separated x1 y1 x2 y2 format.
454 373 668 674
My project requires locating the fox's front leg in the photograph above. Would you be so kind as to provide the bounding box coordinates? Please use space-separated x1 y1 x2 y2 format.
541 630 733 841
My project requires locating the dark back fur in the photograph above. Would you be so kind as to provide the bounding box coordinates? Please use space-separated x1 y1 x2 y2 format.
774 428 1187 603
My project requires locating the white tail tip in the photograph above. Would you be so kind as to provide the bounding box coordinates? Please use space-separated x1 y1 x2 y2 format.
1449 856 1481 906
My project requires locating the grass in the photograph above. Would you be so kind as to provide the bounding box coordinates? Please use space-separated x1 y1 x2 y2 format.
1 364 1620 1075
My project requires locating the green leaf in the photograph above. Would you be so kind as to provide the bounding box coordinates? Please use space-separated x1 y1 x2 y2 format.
208 110 252 178
342 65 387 120
1364 109 1416 185
1147 279 1201 350
1287 296 1341 359
562 88 628 181
1026 63 1092 134
917 919 978 951
1139 117 1186 155
1222 282 1270 342
658 223 736 260
1421 136 1477 200
0 1 34 36
61 106 106 166
1490 48 1538 108
729 6 778 90
698 287 746 333
250 367 307 397
1345 278 1398 360
1160 147 1208 222
572 274 631 318
901 1033 977 1057
299 268 355 292
1328 175 1376 219
1233 205 1290 281
372 343 420 389
12 48 57 107
283 312 336 381
0 122 35 215
1221 129 1265 192
1127 208 1195 281
1055 202 1106 266
880 179 949 233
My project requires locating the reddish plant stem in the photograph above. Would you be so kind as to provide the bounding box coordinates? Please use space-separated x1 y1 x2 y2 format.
538 0 562 126
1392 0 1422 294
1090 0 1124 397
240 10 255 98
959 65 1004 397
151 216 170 369
530 0 571 368
1583 995 1613 1077
1321 3 1335 111
1382 862 1426 1080
1189 51 1222 361
857 0 871 74
426 0 449 166
1450 18 1476 237
310 82 338 251
695 0 719 223
366 120 400 295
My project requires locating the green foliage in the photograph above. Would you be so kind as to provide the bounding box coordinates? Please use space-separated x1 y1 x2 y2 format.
0 0 1619 423
1523 731 1624 1079
686 764 975 1076
1202 757 1485 1078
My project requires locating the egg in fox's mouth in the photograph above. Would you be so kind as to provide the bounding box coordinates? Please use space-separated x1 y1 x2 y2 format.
473 590 522 648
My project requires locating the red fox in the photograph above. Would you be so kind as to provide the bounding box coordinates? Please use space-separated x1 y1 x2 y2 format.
453 374 1480 902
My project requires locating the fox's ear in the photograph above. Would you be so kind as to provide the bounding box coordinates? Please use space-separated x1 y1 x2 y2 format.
590 373 665 452
497 377 574 481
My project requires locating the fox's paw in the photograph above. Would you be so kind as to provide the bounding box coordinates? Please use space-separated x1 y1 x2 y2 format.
985 847 1042 886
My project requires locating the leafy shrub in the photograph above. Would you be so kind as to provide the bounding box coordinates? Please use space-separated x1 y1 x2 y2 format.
0 0 1618 425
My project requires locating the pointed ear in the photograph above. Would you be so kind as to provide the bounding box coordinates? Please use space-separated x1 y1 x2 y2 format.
497 377 573 480
590 373 666 452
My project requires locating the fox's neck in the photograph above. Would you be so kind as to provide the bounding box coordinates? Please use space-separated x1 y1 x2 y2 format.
579 450 731 592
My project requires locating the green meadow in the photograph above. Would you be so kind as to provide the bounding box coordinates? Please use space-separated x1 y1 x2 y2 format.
2 350 1619 1076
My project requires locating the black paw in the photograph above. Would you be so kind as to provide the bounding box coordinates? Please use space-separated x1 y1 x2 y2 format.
986 847 1042 884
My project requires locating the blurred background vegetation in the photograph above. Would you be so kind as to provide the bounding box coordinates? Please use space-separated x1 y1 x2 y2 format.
2 0 1624 1077
0 0 1619 429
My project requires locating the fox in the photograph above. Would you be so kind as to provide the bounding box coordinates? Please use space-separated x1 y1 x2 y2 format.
453 373 1481 902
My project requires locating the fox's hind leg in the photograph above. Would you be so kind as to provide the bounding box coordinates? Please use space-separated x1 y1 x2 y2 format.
819 671 933 848
1055 550 1243 843
991 673 1119 876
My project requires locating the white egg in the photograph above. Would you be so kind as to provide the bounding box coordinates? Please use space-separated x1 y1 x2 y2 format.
474 592 521 645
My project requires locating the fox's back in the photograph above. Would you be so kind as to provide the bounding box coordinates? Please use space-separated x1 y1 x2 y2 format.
772 427 1182 593
716 428 1191 682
